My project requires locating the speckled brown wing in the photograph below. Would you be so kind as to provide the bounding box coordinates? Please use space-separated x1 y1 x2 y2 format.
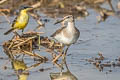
51 26 66 37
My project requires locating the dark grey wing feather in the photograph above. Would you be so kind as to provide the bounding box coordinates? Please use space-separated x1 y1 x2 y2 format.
51 27 66 37
11 16 17 28
11 12 21 28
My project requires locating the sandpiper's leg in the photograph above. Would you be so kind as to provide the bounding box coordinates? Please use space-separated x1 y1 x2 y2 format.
63 58 69 71
61 58 70 74
62 46 70 60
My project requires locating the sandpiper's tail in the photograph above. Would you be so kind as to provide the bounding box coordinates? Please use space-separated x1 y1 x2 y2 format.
4 28 14 35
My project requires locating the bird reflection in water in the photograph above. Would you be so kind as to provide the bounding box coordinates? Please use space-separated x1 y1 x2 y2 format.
11 58 29 80
10 57 42 80
50 60 78 80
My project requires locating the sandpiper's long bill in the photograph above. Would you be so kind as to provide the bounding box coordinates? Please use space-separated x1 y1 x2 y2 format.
51 15 80 58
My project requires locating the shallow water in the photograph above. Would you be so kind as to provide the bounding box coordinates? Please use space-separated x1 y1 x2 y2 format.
0 0 120 80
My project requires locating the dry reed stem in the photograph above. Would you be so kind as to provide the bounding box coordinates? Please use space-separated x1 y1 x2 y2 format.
22 50 45 59
12 36 36 48
31 0 43 9
26 62 41 71
0 12 10 24
53 62 63 69
0 0 7 4
8 41 14 49
52 53 63 62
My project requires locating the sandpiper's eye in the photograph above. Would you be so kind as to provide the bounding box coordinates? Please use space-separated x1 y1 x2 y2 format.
67 16 70 18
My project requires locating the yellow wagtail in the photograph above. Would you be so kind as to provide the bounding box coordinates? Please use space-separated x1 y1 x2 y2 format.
4 6 32 35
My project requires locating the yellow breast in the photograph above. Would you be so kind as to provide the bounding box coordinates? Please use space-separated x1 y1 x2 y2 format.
13 10 29 30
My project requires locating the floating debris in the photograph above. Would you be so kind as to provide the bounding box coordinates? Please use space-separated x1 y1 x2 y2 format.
2 31 64 62
86 52 120 72
94 5 115 23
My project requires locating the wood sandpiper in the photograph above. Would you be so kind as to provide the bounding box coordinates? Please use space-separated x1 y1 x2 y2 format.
51 15 80 59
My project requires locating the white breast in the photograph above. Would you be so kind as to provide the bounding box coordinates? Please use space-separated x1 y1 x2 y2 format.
54 31 74 45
